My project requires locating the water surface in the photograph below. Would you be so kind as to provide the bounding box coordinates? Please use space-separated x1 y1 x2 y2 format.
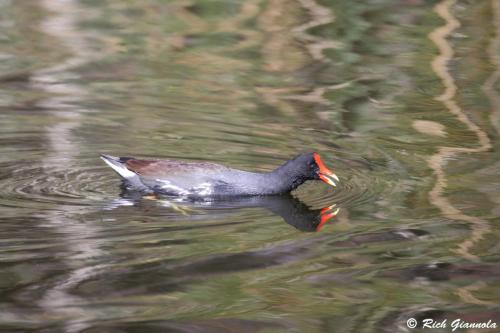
0 0 499 332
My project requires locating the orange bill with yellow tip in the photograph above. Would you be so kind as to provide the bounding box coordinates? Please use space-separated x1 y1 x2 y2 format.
313 152 339 187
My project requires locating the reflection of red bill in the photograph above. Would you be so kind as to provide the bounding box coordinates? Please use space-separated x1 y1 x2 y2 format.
317 204 340 231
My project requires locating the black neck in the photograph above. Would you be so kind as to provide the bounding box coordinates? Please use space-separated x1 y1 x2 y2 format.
265 160 310 193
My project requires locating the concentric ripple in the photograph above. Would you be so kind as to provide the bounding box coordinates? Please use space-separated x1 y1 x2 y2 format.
1 0 499 332
0 158 117 210
294 155 390 211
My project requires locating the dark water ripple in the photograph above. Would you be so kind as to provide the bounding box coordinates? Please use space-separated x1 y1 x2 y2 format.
0 160 115 209
295 155 388 210
0 0 499 332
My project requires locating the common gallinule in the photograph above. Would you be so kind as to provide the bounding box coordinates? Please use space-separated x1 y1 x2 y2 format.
101 152 339 197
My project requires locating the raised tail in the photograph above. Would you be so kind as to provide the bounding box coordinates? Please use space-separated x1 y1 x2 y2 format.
100 154 137 179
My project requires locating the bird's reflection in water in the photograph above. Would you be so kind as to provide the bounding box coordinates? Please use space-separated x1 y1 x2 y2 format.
110 188 340 232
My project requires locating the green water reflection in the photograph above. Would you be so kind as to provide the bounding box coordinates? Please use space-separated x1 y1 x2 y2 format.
0 0 499 332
